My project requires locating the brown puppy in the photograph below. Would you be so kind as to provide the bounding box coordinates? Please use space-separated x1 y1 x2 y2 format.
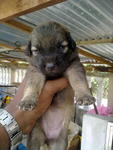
19 22 95 150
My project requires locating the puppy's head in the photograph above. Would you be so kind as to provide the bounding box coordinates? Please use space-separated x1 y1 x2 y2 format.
25 22 77 79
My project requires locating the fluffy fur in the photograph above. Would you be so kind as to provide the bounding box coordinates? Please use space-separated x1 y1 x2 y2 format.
19 22 95 150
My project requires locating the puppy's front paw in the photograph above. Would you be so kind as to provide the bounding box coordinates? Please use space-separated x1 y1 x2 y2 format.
19 97 37 111
76 95 96 105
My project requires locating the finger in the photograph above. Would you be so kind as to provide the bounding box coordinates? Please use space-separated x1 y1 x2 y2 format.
45 78 69 94
55 78 69 91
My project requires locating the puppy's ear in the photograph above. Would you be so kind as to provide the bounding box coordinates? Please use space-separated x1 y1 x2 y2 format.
25 41 32 56
67 33 76 51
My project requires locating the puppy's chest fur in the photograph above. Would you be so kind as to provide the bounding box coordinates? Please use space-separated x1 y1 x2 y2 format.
41 85 74 140
26 64 75 140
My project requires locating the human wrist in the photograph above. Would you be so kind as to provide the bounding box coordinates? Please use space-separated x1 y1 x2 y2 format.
0 109 23 150
0 125 10 150
13 110 37 134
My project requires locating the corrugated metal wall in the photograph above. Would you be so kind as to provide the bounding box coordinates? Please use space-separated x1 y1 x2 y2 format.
0 0 113 61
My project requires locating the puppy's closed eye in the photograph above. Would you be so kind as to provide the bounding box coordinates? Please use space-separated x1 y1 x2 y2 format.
61 41 68 53
31 46 39 56
62 41 68 46
57 41 68 53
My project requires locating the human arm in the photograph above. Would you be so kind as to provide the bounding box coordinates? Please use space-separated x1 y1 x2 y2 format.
0 77 68 150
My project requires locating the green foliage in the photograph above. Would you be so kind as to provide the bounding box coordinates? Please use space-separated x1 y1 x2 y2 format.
90 77 109 99
103 78 109 99
91 77 98 97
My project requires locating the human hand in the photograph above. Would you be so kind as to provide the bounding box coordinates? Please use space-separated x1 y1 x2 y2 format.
6 77 69 134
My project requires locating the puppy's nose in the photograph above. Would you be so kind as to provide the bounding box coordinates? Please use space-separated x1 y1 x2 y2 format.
46 63 55 71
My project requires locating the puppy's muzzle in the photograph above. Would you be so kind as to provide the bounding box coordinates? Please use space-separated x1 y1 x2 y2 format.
45 63 55 72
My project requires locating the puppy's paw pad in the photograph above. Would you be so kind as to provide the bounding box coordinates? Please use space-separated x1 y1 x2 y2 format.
19 100 37 111
76 95 95 106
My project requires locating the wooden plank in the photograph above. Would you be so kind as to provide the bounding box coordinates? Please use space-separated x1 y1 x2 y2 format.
0 56 24 62
0 60 28 68
82 62 104 64
0 53 25 61
0 43 24 52
0 43 16 49
77 38 113 45
0 0 66 21
85 66 113 73
4 20 33 33
78 47 113 67
95 66 113 73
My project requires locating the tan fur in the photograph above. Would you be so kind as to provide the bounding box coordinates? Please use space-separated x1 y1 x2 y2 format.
19 65 45 110
19 22 95 150
66 61 95 105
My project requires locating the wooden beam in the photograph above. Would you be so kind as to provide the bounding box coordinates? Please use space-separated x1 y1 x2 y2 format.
78 47 113 67
85 66 113 73
0 53 25 61
77 38 113 45
0 57 24 62
4 20 33 33
95 66 113 73
82 61 104 64
0 43 16 49
0 0 66 21
0 42 24 52
0 61 28 68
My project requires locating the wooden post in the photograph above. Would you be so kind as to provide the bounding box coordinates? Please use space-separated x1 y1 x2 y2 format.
0 0 66 21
